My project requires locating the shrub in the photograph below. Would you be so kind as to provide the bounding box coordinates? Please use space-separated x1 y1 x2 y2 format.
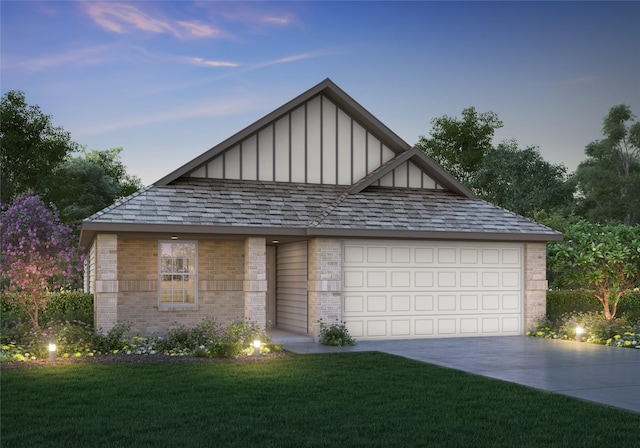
1 314 280 362
41 292 93 325
547 289 640 324
528 311 639 349
318 319 355 346
1 291 93 326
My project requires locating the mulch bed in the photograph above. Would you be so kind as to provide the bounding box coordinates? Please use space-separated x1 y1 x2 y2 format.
1 352 291 370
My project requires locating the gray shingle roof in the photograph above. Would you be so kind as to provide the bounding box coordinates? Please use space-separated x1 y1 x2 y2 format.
83 178 560 241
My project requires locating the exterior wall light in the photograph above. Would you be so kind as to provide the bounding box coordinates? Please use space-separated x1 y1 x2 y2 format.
575 326 584 342
49 343 57 361
253 339 261 356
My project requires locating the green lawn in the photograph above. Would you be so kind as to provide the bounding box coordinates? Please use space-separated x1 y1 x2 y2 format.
1 352 638 447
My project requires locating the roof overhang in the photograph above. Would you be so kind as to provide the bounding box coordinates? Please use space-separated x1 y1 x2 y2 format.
80 221 562 249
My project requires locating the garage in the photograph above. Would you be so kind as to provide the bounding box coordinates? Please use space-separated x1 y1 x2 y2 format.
342 240 524 339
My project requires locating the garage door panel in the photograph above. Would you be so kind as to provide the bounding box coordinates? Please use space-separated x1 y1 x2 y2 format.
345 267 521 291
344 313 522 339
342 240 524 339
343 292 521 315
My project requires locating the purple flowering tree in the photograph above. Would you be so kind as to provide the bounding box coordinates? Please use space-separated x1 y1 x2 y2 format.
1 194 84 328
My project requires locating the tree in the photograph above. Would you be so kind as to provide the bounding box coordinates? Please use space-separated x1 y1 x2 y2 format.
82 147 144 199
0 194 84 328
574 105 640 226
43 148 144 225
0 91 77 204
471 140 574 219
548 222 640 321
417 107 503 185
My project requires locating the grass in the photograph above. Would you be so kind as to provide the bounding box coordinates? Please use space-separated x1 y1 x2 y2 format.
2 352 639 448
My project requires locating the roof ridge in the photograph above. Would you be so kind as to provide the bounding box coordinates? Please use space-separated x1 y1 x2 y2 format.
308 190 351 228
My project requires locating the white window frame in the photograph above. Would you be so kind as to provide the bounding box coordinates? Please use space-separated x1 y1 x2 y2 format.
158 240 198 309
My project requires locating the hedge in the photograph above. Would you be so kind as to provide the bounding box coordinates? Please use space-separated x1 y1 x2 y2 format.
547 289 640 323
1 291 93 325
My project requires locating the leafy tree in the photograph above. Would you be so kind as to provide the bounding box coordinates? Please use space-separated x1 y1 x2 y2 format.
471 140 574 219
548 222 640 321
0 194 84 328
43 148 144 224
0 90 77 204
417 107 503 185
574 105 640 226
82 147 144 199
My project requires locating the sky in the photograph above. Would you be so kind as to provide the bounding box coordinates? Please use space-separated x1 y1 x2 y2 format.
2 1 639 186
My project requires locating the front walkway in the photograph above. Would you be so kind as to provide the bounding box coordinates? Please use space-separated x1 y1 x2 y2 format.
278 335 640 414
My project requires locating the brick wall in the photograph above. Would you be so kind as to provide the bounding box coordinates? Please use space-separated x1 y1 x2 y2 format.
94 234 118 332
244 237 267 327
524 242 548 331
307 238 342 339
107 238 245 335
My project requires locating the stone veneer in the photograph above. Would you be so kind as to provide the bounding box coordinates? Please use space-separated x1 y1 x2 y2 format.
307 238 342 340
243 237 267 328
524 242 548 331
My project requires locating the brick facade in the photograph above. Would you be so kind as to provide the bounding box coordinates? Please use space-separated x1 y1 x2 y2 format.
244 237 267 328
94 234 118 332
90 234 549 338
523 242 548 331
307 238 342 340
92 235 246 335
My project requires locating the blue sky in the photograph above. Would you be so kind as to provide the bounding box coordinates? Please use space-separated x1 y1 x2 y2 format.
2 1 639 186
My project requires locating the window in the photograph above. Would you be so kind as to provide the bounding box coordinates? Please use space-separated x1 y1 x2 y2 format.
159 241 197 306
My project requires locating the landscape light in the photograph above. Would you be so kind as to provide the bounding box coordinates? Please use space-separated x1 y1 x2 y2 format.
49 343 57 361
575 326 584 342
253 339 261 356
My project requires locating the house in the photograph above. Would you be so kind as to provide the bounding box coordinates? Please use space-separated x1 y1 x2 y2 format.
80 79 561 340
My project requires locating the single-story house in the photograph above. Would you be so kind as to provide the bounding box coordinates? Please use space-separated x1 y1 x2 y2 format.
80 78 561 340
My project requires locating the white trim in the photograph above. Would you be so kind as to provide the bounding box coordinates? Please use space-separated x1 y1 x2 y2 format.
157 240 199 309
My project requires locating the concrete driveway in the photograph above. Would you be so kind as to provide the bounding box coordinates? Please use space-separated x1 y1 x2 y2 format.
281 335 640 414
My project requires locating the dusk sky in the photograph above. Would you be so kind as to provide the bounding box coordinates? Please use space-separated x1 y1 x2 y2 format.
2 1 639 186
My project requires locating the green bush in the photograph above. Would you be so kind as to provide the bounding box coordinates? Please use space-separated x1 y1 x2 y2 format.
1 318 281 361
547 289 640 323
1 291 93 326
318 319 356 346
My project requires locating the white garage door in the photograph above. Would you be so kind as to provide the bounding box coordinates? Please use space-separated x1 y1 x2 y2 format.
342 240 523 339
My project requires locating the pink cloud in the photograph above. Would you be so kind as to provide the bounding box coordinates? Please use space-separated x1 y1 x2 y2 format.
84 2 223 39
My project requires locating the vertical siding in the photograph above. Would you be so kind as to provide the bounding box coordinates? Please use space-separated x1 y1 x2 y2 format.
322 96 337 184
258 126 274 181
242 135 258 180
187 94 442 191
276 241 308 334
290 106 306 183
274 116 290 181
306 96 322 184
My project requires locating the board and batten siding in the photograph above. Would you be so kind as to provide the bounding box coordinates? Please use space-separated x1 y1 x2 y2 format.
276 241 308 334
188 94 441 189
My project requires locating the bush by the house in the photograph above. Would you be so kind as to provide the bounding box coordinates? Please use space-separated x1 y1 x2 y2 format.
1 291 93 327
1 316 281 362
546 289 640 323
318 319 356 346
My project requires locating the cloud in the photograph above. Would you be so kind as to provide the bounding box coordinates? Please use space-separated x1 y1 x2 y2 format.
74 96 261 137
84 2 224 39
187 57 240 68
177 21 224 38
252 49 339 69
5 45 116 72
260 14 294 26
